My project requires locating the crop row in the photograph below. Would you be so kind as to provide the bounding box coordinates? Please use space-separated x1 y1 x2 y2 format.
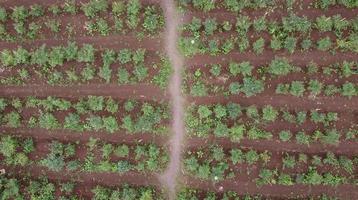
185 58 357 97
0 134 168 173
187 60 357 79
179 34 358 57
0 0 164 41
177 0 358 12
0 174 163 200
185 103 356 145
184 145 357 185
177 188 337 200
187 103 340 126
0 43 171 87
184 15 358 38
0 96 169 134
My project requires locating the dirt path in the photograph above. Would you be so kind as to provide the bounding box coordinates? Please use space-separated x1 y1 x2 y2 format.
159 0 186 199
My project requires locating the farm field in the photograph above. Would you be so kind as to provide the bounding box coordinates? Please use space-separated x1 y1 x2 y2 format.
0 0 357 200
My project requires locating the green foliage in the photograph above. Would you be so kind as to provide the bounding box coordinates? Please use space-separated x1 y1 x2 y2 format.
11 6 28 22
253 37 265 54
63 0 77 14
262 106 278 122
316 16 333 32
126 0 141 29
4 111 21 128
341 82 356 98
268 57 293 76
236 15 251 35
192 0 216 11
317 37 332 51
29 4 44 17
290 81 305 97
81 0 108 18
39 113 59 130
143 6 163 34
308 80 323 96
279 130 292 142
190 81 208 96
77 44 95 63
0 7 7 22
241 77 264 97
284 36 297 53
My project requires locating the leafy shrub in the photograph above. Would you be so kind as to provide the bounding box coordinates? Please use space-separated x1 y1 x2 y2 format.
253 37 265 54
11 6 28 22
268 57 293 76
126 0 141 29
192 0 216 11
317 37 332 51
290 81 305 97
262 106 278 122
279 130 292 142
63 0 77 14
241 77 264 97
81 0 108 18
29 4 44 17
341 82 356 98
0 7 7 22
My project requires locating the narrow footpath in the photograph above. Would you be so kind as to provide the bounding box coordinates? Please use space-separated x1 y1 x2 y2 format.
159 0 186 199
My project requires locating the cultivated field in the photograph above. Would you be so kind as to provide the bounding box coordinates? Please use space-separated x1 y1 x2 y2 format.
0 0 357 199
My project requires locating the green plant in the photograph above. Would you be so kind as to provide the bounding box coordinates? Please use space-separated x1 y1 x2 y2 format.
126 0 141 29
279 130 292 142
284 36 297 53
290 81 305 97
262 106 278 122
317 37 332 51
253 37 265 54
192 0 216 11
0 7 7 22
268 57 293 76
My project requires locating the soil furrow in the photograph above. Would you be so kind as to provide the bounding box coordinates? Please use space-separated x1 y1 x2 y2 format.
188 95 358 112
182 176 358 199
186 51 358 67
1 165 161 189
0 35 162 51
0 127 168 146
0 84 168 100
186 136 358 154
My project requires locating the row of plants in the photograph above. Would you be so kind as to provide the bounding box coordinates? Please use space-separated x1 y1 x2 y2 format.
281 152 356 175
185 58 357 97
179 33 358 57
184 146 271 180
186 103 340 126
0 43 171 88
184 15 358 38
0 0 164 41
177 0 357 12
0 135 169 174
185 103 356 145
0 174 163 200
177 188 338 200
0 175 80 200
187 60 357 81
188 73 356 98
275 80 357 98
0 96 170 134
256 166 356 186
315 0 358 9
40 138 168 173
184 146 357 185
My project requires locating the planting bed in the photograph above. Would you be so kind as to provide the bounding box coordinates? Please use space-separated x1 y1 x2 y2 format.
0 0 357 199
